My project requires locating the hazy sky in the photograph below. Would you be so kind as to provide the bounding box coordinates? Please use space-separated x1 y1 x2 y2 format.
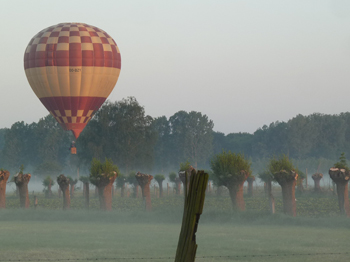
0 0 349 134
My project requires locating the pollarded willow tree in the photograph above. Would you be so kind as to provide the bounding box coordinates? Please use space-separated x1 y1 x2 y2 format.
312 173 323 193
135 172 153 211
42 175 55 198
211 151 251 211
268 155 298 217
246 175 255 197
0 169 10 208
116 174 126 197
127 171 139 198
329 152 350 217
67 176 78 198
178 161 194 191
89 158 118 211
154 174 165 198
258 170 275 214
14 168 31 209
57 174 70 210
169 171 181 195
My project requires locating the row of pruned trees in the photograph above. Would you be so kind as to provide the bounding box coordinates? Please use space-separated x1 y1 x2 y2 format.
210 151 350 217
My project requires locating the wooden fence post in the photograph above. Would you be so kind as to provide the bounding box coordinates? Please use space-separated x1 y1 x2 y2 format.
174 169 208 262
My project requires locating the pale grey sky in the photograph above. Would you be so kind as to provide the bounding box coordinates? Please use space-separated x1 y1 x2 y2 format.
0 0 349 134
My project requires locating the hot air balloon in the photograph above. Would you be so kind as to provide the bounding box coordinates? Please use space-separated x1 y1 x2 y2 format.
24 22 121 140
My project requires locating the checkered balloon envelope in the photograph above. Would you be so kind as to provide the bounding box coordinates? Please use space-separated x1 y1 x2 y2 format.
24 23 121 139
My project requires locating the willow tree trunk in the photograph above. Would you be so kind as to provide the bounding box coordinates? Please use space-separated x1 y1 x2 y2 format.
297 178 304 193
329 168 350 217
228 182 245 211
14 173 31 208
96 173 117 211
266 179 275 214
135 172 153 211
312 173 323 193
57 175 70 210
121 184 125 197
0 170 10 208
273 171 298 217
83 182 89 209
58 188 61 198
247 176 255 197
133 182 139 198
175 178 182 195
156 180 164 197
70 184 75 198
47 181 52 198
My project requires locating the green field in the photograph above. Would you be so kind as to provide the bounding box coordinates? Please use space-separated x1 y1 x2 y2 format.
1 188 349 262
0 207 349 262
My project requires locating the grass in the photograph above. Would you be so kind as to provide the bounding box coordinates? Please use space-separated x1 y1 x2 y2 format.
0 209 349 262
1 187 349 261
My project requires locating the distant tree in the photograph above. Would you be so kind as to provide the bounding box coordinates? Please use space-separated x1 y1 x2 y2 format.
169 111 214 169
34 161 63 178
126 171 139 198
42 175 55 198
211 151 251 211
169 171 181 195
151 116 172 172
78 97 157 173
1 122 28 172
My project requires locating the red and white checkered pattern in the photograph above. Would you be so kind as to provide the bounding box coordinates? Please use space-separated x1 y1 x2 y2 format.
24 23 121 69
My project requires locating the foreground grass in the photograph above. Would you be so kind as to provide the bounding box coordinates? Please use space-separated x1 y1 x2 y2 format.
0 209 349 262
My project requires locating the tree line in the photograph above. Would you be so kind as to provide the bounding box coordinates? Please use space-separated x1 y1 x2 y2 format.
0 96 349 176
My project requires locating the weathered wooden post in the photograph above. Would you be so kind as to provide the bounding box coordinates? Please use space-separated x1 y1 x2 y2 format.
0 170 10 208
175 169 208 262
